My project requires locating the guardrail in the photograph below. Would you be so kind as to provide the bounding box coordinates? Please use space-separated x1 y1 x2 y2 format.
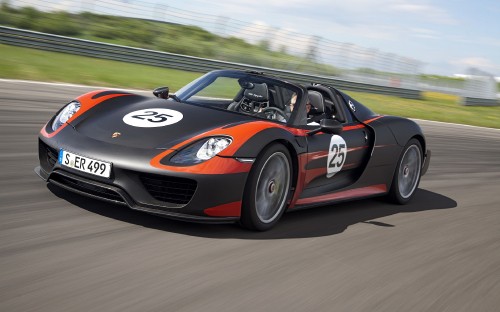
0 26 421 99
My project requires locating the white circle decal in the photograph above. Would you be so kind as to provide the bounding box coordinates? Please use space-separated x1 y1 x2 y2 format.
123 108 183 128
327 135 347 178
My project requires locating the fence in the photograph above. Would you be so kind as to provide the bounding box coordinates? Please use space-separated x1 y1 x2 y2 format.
0 26 421 99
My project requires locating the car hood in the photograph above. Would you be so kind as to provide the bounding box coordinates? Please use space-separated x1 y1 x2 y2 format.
72 95 253 149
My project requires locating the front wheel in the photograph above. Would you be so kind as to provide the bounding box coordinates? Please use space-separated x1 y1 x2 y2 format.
240 144 292 231
387 138 423 204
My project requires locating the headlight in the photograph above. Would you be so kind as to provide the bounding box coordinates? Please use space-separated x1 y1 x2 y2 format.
170 137 232 164
52 101 81 131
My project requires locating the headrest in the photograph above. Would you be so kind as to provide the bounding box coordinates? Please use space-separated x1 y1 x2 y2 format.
244 83 269 102
308 90 324 113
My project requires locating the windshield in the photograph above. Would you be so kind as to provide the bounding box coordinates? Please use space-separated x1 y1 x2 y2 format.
175 70 301 123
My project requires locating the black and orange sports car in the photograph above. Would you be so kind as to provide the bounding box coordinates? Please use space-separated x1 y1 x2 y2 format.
36 70 430 230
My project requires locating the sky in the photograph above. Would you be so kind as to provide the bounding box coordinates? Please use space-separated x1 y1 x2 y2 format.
10 0 500 76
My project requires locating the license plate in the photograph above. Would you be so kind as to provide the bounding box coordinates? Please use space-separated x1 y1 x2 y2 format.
58 149 112 178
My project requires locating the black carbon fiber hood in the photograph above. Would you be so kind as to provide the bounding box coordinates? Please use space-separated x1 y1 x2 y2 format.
72 96 252 149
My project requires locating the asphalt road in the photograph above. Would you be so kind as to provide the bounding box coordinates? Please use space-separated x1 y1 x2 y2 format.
1 80 499 312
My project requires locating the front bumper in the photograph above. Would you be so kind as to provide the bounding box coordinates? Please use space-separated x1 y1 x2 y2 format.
36 166 238 223
37 135 250 223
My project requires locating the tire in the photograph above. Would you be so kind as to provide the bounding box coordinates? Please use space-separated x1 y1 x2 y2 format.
240 143 292 231
387 138 423 204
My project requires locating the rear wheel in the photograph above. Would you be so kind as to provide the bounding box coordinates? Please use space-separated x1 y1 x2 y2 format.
387 138 422 204
240 144 292 231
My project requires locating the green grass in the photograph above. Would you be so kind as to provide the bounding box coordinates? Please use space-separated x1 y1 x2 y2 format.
1 44 499 129
350 91 500 129
0 44 202 90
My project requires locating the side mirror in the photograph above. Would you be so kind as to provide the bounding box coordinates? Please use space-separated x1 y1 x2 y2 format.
307 119 343 136
320 119 343 135
153 86 169 99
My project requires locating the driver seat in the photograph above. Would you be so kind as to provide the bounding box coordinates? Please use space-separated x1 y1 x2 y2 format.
245 83 269 103
307 91 325 114
307 91 326 124
228 83 269 111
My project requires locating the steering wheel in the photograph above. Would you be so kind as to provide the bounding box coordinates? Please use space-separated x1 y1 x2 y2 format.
261 107 287 122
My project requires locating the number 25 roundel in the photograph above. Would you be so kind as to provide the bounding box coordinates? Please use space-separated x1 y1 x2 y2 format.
327 135 347 178
123 108 183 128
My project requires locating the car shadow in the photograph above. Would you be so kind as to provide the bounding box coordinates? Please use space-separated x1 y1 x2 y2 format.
48 185 457 239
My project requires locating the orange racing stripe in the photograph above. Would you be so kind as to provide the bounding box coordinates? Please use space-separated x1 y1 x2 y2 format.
204 201 242 217
41 91 132 138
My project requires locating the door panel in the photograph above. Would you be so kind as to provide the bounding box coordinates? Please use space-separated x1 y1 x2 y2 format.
302 122 373 195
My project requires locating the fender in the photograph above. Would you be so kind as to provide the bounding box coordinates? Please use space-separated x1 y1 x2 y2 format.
41 90 134 138
382 116 426 150
232 126 306 158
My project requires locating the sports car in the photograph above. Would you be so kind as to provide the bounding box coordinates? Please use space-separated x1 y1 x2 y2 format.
35 69 431 231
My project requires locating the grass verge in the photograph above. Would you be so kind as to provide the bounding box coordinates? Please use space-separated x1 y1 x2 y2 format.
350 91 500 129
1 44 499 129
0 44 201 90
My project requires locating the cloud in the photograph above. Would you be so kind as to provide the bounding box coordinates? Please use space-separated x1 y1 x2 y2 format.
389 2 457 25
449 36 500 48
451 57 500 74
410 28 439 39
